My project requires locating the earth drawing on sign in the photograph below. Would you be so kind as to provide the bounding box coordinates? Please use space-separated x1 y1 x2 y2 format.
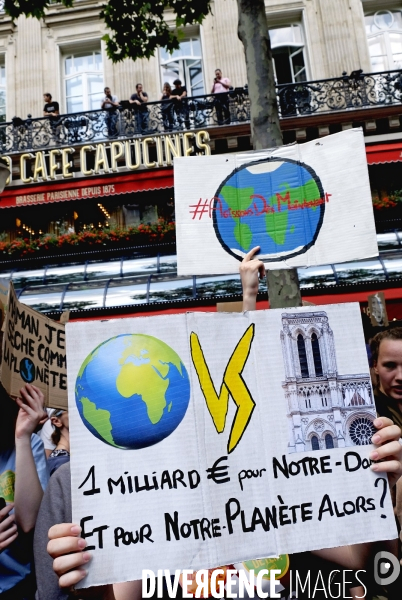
213 158 325 262
75 334 191 449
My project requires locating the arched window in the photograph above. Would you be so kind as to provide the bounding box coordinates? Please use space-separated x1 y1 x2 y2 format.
160 37 205 96
365 10 402 71
297 334 309 378
64 50 104 113
311 333 323 376
311 435 319 450
325 434 334 449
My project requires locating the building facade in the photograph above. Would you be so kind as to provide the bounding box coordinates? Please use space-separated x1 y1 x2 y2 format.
280 311 376 453
0 0 401 316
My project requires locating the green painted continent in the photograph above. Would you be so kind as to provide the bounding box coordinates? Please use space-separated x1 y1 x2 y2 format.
80 396 117 447
265 179 321 246
116 335 182 425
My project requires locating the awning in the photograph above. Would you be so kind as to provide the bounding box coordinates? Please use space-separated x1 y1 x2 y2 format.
366 142 402 165
0 169 173 208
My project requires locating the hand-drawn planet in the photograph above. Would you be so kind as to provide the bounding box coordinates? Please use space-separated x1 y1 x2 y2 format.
75 334 190 449
213 158 325 261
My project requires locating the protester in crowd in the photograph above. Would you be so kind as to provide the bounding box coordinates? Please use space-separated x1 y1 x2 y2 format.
160 82 174 131
0 382 49 600
371 328 402 437
101 87 120 138
47 409 70 476
171 79 190 129
211 69 231 125
129 83 149 134
38 408 56 458
43 93 60 137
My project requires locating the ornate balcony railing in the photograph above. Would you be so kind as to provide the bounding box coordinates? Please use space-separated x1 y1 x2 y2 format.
277 68 402 117
1 69 401 154
0 89 251 154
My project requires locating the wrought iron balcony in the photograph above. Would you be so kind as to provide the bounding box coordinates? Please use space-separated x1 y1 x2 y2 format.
0 69 401 154
277 68 402 117
0 89 251 154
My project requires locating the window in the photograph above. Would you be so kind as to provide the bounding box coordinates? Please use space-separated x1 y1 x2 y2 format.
160 37 204 96
0 56 6 122
64 50 104 113
269 24 307 84
311 333 323 377
311 435 319 451
325 434 334 449
349 417 376 446
365 9 402 70
297 334 309 378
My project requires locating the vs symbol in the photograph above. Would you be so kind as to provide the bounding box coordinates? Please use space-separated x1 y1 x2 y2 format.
190 324 255 453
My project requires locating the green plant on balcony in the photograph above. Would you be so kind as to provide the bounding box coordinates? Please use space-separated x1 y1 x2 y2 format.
0 220 176 260
372 190 402 211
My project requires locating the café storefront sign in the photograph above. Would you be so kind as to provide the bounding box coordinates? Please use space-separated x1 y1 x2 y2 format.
0 130 210 193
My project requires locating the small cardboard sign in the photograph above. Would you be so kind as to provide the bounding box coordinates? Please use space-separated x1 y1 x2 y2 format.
0 282 67 408
368 292 389 327
67 303 395 588
174 128 378 275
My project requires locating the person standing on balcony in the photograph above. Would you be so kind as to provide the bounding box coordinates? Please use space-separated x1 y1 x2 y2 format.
101 87 120 138
211 69 231 125
43 93 60 138
129 83 149 134
171 79 190 129
160 82 175 131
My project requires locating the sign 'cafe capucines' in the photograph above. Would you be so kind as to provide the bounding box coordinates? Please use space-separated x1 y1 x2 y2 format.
0 130 211 208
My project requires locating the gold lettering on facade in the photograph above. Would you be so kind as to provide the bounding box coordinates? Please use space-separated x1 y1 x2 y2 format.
154 136 164 167
20 154 34 184
49 149 61 179
2 155 12 185
33 152 48 182
94 143 110 174
142 138 156 168
183 132 195 157
125 140 140 170
61 148 74 179
80 146 95 176
164 134 182 166
110 141 124 172
196 130 211 155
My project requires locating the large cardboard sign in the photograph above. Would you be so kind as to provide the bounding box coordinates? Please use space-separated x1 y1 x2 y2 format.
174 129 378 275
67 304 396 588
0 282 67 408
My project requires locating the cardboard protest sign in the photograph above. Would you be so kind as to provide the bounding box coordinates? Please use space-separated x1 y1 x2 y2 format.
368 292 389 327
0 278 9 365
0 282 67 408
174 128 378 275
67 303 396 588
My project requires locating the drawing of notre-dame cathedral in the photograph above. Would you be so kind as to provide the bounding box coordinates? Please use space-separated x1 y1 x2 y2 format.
280 311 376 453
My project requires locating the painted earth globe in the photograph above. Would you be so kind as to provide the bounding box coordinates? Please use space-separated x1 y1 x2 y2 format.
213 158 325 261
75 334 190 449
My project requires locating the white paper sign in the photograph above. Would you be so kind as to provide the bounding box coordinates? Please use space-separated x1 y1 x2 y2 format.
67 303 396 588
174 128 377 275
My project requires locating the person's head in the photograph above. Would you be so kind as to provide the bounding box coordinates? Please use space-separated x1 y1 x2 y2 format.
215 69 222 80
136 83 143 92
163 82 172 94
371 328 402 401
50 409 69 446
0 382 19 452
104 87 111 96
173 79 182 88
44 93 52 103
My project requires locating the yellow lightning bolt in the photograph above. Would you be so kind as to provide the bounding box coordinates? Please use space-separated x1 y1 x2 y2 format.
190 324 255 453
